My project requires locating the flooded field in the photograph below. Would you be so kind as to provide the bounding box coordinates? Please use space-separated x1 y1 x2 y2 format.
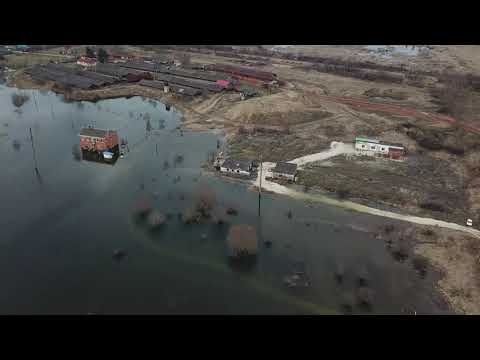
0 84 450 314
364 45 430 58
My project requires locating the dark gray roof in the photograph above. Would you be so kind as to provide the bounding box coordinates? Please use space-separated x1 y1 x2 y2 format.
210 63 277 81
222 158 252 172
237 85 257 96
80 128 108 138
27 65 99 89
45 63 117 85
272 162 297 175
150 72 223 92
378 140 405 149
139 79 202 96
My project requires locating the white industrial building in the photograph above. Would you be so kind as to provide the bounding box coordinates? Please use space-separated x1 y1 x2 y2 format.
354 136 406 160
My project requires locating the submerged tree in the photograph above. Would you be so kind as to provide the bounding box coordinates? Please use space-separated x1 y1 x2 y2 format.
194 183 217 217
163 160 170 170
11 93 30 108
356 286 375 310
85 46 95 58
72 144 81 161
174 154 184 167
226 224 258 258
12 139 21 151
97 48 109 63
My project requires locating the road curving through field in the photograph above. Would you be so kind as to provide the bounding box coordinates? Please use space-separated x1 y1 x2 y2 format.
253 142 480 239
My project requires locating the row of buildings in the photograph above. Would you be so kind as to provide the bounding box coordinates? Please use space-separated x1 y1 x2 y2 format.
219 158 298 182
217 137 406 182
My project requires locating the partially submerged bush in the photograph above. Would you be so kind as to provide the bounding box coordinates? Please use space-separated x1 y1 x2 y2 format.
357 265 370 286
356 286 375 309
12 139 21 151
340 291 355 314
419 201 445 213
336 186 350 199
334 262 345 284
384 224 395 234
421 228 435 237
391 242 410 262
72 144 81 161
412 256 429 278
194 184 217 217
11 93 30 108
226 224 258 258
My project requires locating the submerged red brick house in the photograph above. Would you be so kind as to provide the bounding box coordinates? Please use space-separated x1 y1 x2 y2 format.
79 127 119 152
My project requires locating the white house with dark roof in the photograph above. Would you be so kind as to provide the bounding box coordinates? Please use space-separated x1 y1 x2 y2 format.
271 162 298 182
354 136 406 160
220 158 253 176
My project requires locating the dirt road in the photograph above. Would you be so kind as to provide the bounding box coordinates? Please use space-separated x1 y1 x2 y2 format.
312 94 480 134
289 141 355 168
253 142 480 239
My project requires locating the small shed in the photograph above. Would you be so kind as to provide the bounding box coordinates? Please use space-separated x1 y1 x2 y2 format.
271 162 298 182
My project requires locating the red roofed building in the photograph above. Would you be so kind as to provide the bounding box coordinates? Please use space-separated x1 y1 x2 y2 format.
215 79 231 89
79 128 119 152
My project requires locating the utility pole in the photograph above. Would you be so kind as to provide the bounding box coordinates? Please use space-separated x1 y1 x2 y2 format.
32 90 39 112
258 153 262 217
29 127 42 184
259 153 263 198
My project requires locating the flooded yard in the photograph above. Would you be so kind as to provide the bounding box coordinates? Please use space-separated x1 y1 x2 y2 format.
0 84 450 314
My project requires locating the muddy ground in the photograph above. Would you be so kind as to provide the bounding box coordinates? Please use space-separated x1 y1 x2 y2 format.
379 223 480 314
297 154 467 224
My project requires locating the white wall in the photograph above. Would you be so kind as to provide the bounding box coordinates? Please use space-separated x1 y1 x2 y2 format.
355 141 390 156
220 167 250 176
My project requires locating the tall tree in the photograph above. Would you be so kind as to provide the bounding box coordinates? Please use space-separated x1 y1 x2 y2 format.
85 47 95 58
97 48 109 63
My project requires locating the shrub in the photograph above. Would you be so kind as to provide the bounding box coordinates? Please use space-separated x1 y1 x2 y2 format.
412 256 429 278
391 242 409 262
336 187 350 199
384 224 395 234
419 201 445 212
11 93 30 108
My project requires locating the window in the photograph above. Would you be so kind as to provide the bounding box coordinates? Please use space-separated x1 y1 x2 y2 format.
361 144 366 148
381 147 385 151
370 145 376 150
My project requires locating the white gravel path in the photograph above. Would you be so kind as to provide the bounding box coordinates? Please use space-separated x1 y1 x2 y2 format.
252 142 480 238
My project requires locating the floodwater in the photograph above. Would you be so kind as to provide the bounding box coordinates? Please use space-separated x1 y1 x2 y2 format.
364 45 430 58
0 84 450 314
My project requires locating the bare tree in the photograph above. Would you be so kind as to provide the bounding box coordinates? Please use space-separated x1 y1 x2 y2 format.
12 139 21 151
194 183 217 217
226 224 258 257
11 93 30 108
